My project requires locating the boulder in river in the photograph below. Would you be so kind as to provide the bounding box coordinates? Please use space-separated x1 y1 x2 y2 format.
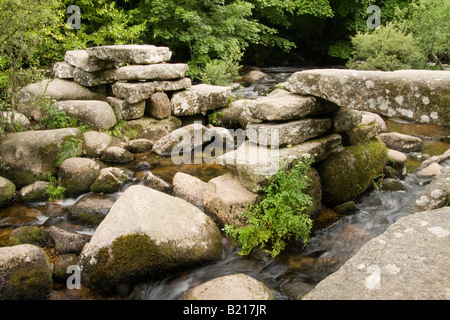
316 137 388 206
378 132 423 153
303 206 450 300
78 185 222 295
181 273 273 300
203 173 259 227
0 244 53 300
0 176 15 209
57 157 103 197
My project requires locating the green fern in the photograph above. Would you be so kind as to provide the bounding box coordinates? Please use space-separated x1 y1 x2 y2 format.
224 154 314 258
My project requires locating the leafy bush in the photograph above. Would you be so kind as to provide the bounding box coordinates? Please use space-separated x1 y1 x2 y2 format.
199 47 244 86
346 22 427 71
224 155 314 258
394 0 449 64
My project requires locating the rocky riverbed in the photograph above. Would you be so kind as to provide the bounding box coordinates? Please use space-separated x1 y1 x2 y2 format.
0 45 449 300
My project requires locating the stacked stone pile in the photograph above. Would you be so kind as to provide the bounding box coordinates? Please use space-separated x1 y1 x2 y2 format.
203 87 389 225
53 45 191 125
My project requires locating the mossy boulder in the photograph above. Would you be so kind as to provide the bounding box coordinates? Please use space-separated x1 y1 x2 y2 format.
317 137 388 206
57 157 103 197
78 185 222 295
8 226 49 246
0 176 15 208
52 254 78 282
18 181 51 203
69 193 118 226
0 244 53 300
0 128 82 188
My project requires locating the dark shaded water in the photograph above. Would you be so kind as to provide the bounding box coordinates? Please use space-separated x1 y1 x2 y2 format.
0 67 448 300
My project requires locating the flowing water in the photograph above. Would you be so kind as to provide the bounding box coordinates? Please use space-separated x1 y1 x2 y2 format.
0 67 448 300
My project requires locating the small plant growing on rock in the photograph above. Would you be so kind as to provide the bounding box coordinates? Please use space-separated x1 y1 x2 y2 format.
224 154 314 258
44 174 66 201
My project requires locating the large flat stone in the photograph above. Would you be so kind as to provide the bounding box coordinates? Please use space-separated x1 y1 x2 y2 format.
246 118 332 147
283 69 450 125
86 45 172 65
303 206 450 300
111 78 192 104
115 64 189 81
171 84 232 116
127 116 182 141
247 90 339 121
65 50 117 72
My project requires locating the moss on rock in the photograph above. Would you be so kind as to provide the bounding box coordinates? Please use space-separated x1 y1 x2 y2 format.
8 226 49 246
317 137 387 206
81 233 221 295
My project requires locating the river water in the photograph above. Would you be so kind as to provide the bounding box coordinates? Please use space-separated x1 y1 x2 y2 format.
0 67 448 300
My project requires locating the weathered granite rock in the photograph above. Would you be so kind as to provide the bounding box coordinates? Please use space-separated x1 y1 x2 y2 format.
106 97 145 120
378 132 423 153
303 206 450 300
316 137 388 206
0 128 82 188
413 166 449 212
100 146 134 164
125 139 153 153
246 118 332 147
65 49 117 72
7 226 48 247
386 149 408 178
69 193 119 226
0 111 31 132
152 123 208 156
54 100 117 130
78 185 222 294
0 244 53 300
57 157 102 197
52 254 78 282
115 63 189 81
203 173 259 227
47 226 89 254
283 69 450 125
111 81 155 104
83 131 113 158
73 67 117 87
53 62 75 79
143 172 172 194
127 116 182 141
18 181 50 203
90 167 134 194
17 80 107 121
111 78 191 104
172 172 207 209
86 45 172 65
246 90 339 121
217 134 343 193
181 273 273 300
0 176 15 208
147 92 171 119
171 84 232 116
